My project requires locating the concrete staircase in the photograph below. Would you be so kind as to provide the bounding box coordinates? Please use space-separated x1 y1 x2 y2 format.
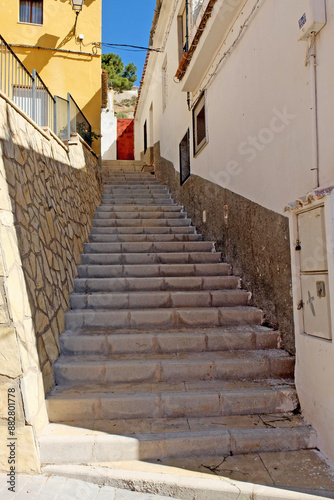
40 161 316 467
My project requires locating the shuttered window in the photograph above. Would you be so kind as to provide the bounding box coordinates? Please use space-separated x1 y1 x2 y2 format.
20 0 43 25
193 93 208 155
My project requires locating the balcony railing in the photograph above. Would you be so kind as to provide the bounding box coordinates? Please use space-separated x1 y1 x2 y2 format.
1 35 34 119
0 34 93 147
32 70 55 131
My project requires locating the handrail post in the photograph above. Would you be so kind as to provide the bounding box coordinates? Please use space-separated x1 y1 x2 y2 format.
67 92 71 141
32 69 37 123
54 96 58 135
53 97 56 134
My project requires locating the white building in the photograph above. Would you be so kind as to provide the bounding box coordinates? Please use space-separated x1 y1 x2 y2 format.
101 88 117 160
134 0 334 461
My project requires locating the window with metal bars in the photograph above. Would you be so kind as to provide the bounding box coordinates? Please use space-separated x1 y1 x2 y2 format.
143 120 147 154
19 0 43 25
179 129 191 185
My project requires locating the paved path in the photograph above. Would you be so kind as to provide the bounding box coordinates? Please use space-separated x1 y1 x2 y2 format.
0 474 180 500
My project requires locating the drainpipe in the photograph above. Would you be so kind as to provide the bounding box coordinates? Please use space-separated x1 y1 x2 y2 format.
309 32 320 188
186 0 190 111
185 0 190 52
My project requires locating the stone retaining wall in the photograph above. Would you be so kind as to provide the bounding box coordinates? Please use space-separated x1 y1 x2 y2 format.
0 94 102 473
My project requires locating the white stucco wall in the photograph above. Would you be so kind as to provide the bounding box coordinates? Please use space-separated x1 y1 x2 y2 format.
135 0 334 215
101 91 117 160
135 0 334 462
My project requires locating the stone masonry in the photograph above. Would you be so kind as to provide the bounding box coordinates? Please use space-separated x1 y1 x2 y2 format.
0 94 101 473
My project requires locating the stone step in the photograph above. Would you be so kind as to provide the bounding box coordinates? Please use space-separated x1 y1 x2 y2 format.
102 193 171 199
103 183 161 188
81 252 221 265
102 172 147 176
102 169 154 173
83 242 214 254
94 211 187 220
102 192 169 199
103 178 164 183
46 381 298 422
103 186 168 193
101 174 157 178
101 197 169 202
69 290 251 310
103 180 161 185
102 174 148 178
102 160 145 166
77 263 232 278
102 187 169 191
88 233 202 243
65 306 263 331
74 276 239 293
102 169 145 174
104 173 156 179
53 349 293 386
101 196 169 202
60 326 278 355
102 174 159 178
101 188 168 193
96 205 183 212
103 175 160 179
39 420 316 464
92 219 192 228
90 226 197 235
100 198 174 205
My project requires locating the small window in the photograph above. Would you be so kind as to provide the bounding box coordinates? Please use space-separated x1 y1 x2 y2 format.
143 120 147 154
19 0 43 25
179 129 190 185
177 4 188 63
193 93 208 156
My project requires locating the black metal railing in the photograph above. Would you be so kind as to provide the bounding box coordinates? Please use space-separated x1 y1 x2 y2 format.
55 95 70 142
68 93 92 147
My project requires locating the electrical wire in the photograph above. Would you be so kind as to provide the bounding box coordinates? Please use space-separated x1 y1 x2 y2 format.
73 39 161 55
101 42 161 52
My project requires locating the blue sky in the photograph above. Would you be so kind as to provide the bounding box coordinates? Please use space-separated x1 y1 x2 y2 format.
102 1 157 86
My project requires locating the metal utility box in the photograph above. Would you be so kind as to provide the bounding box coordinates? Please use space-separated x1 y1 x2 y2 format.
298 207 327 272
297 206 332 340
300 274 331 340
298 0 326 41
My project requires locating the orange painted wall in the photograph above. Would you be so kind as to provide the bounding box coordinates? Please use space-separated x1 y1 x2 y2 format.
117 119 134 160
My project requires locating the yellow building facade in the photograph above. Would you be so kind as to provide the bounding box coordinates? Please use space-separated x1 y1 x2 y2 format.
0 0 102 154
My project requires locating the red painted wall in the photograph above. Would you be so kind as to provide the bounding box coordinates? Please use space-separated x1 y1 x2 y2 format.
117 119 134 160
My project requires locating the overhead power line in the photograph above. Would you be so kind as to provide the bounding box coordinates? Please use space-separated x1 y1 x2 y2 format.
101 42 161 52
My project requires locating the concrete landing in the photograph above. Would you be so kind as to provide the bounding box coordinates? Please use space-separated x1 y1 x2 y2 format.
40 449 334 500
0 473 181 499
